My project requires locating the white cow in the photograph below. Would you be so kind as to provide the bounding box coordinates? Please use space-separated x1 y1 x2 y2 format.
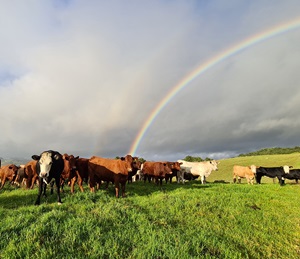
177 160 219 184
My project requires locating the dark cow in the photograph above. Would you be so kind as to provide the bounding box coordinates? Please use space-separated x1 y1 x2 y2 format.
14 165 27 187
32 150 64 205
142 161 173 186
24 160 38 189
255 165 290 186
0 164 19 189
164 161 182 183
69 157 89 193
88 156 132 197
283 169 300 183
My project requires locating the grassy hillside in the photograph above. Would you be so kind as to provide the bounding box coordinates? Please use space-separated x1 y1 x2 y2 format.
0 153 300 258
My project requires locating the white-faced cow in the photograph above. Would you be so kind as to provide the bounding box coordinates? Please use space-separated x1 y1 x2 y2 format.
283 169 300 183
177 160 219 184
32 150 64 205
255 165 290 186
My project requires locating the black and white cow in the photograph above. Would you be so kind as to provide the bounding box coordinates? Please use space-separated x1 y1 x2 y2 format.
32 150 64 205
255 165 290 186
283 169 300 183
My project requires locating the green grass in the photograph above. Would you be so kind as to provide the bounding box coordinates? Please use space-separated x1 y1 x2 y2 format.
1 153 300 258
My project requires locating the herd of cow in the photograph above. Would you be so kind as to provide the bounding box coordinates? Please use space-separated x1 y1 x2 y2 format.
0 150 299 205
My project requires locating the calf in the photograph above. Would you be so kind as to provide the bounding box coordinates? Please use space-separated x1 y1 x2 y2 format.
32 150 64 205
255 165 290 186
142 161 173 186
88 156 132 197
0 164 19 189
233 165 256 185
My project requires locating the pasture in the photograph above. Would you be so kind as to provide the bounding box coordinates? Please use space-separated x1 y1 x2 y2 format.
1 153 300 258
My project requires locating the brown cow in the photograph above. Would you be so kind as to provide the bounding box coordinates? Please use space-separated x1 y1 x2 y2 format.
88 156 132 197
0 164 20 189
142 161 173 186
60 154 78 193
233 165 256 184
164 161 182 183
125 155 141 183
69 157 89 193
24 160 38 189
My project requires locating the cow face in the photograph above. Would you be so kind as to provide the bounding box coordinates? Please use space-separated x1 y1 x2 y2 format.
249 165 257 174
35 152 53 178
210 160 219 171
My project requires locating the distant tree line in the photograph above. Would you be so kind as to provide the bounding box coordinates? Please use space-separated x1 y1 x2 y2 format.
238 146 300 157
183 155 212 162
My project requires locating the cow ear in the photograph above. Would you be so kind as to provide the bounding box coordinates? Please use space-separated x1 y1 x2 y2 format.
54 154 61 160
32 155 40 161
75 156 79 160
120 157 125 161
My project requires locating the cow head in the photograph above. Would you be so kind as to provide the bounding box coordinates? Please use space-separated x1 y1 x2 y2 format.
249 165 257 174
32 151 61 179
210 160 219 171
62 154 78 179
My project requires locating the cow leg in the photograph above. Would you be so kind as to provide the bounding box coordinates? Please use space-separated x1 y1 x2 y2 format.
55 177 62 204
255 175 261 184
201 175 205 184
121 182 126 198
35 178 43 205
238 177 241 184
0 176 6 189
114 181 120 198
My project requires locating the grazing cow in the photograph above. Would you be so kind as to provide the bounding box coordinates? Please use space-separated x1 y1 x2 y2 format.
233 165 257 185
0 164 20 189
32 150 64 205
255 165 290 186
88 156 132 197
283 169 300 183
24 160 38 189
69 157 89 193
177 160 219 184
165 161 183 183
141 161 173 186
14 165 27 187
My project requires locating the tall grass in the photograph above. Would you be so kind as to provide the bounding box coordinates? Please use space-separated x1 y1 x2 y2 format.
1 153 300 258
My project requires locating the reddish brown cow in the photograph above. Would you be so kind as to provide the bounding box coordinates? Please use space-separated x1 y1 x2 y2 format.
69 157 89 193
125 155 141 183
88 156 132 197
142 161 173 186
164 161 183 183
60 154 78 192
0 164 20 189
24 160 38 189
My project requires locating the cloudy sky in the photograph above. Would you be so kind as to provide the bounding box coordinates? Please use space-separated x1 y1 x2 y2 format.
1 1 300 162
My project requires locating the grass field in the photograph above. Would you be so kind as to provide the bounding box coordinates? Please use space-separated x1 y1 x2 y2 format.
1 153 300 258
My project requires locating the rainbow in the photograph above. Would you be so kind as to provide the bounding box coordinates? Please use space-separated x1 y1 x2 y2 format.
129 17 300 156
